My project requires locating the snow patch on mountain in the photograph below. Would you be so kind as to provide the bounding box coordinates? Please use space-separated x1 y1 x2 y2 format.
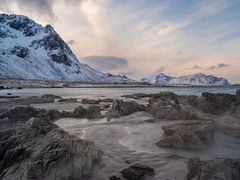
0 14 133 83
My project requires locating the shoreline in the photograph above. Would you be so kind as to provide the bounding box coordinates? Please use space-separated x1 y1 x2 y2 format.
0 78 238 89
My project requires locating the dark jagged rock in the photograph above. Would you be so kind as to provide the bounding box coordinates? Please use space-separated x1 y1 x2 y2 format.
99 98 113 103
109 176 122 180
122 93 150 99
0 111 100 180
41 94 61 100
73 105 102 119
107 100 145 120
50 53 72 66
197 92 236 114
0 106 63 124
236 89 240 96
86 106 102 119
6 14 39 36
0 129 17 141
147 92 196 120
26 117 57 134
121 164 154 180
0 106 46 122
130 164 155 176
82 98 99 104
187 158 240 180
59 98 78 103
0 86 5 90
0 118 11 127
121 168 144 180
112 100 145 115
73 106 87 118
11 46 29 58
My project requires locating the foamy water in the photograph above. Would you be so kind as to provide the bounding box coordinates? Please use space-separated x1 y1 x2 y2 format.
56 111 240 180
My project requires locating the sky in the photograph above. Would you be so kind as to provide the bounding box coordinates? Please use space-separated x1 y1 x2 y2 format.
0 0 240 83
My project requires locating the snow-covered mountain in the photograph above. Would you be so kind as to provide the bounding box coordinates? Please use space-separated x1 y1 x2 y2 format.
142 73 231 86
0 14 133 83
141 73 173 84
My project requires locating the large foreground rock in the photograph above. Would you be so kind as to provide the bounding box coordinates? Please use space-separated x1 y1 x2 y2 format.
147 92 196 120
187 158 240 180
0 115 100 180
107 100 145 120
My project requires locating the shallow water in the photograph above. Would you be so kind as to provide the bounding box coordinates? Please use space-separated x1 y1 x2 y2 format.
56 111 240 180
0 86 239 98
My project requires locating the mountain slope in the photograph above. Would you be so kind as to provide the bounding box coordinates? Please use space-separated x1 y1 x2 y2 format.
141 73 173 84
142 73 231 86
0 14 133 83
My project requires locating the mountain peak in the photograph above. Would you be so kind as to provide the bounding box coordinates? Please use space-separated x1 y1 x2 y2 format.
0 14 134 83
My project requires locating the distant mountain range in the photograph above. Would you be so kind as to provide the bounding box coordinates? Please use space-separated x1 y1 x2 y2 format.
0 14 134 83
141 73 231 86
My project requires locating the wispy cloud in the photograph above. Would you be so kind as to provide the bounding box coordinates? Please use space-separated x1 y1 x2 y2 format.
67 39 78 46
191 65 202 70
80 56 128 72
208 63 231 70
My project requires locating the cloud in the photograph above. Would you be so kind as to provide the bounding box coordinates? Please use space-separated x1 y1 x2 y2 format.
0 0 84 23
0 1 11 12
218 63 231 68
155 66 166 73
0 0 56 23
208 63 230 70
79 56 128 72
191 65 202 70
67 39 78 46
